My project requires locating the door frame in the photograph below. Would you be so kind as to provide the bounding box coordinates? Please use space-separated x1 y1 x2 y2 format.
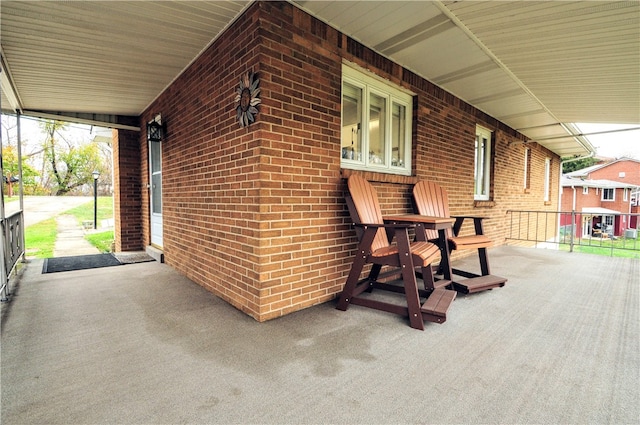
148 116 163 248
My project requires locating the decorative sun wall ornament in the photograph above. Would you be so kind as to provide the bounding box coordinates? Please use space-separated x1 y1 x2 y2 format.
235 71 261 128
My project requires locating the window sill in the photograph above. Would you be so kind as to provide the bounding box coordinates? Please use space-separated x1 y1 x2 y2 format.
544 201 552 206
340 168 418 185
473 200 496 208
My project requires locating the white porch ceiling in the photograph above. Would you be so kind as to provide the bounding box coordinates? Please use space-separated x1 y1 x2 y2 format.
1 1 639 157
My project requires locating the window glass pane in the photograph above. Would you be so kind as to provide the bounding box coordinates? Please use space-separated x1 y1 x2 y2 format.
150 142 161 173
603 188 614 200
604 215 614 227
369 93 386 166
391 102 405 167
474 134 486 196
152 173 162 214
340 64 413 176
544 158 551 201
341 82 362 162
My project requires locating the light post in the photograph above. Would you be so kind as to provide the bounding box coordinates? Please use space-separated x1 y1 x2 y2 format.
92 171 100 229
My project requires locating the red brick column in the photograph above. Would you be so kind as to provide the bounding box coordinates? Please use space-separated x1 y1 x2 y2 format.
112 128 144 251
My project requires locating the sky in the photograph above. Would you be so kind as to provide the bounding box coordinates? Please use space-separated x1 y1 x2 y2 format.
575 123 640 159
3 115 639 159
2 115 110 150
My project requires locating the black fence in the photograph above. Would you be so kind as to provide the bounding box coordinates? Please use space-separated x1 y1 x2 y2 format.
506 210 640 256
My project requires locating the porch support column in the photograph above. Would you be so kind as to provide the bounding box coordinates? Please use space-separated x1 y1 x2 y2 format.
112 128 143 252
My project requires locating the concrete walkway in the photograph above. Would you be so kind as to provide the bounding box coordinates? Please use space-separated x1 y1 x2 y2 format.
53 215 100 257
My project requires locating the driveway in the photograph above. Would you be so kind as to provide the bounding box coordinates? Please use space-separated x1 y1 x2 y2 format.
4 196 95 228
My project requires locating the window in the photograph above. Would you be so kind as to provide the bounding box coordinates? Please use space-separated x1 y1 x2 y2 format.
602 188 615 201
624 188 628 202
523 148 531 190
543 158 551 202
341 64 413 175
474 126 493 200
583 186 589 195
603 215 614 232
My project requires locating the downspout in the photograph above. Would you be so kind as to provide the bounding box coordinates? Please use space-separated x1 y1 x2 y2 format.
570 185 576 252
560 151 595 209
559 151 595 253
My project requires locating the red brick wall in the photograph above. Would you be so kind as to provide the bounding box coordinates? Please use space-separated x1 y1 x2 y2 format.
563 186 631 213
137 1 561 322
561 159 639 236
588 159 640 185
562 184 634 235
112 128 144 251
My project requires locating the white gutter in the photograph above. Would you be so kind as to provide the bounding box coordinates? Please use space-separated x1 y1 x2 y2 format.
0 47 23 113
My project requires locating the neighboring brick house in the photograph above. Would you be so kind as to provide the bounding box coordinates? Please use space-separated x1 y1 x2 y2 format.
112 2 565 322
561 158 640 237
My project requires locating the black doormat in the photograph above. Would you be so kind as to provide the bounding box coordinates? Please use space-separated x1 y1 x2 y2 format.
42 253 123 274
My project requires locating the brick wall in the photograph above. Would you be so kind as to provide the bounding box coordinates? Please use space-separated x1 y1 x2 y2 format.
137 1 561 322
588 159 640 185
561 159 639 236
563 186 631 213
112 128 144 251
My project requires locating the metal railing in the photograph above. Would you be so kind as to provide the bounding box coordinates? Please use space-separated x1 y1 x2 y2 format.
506 210 640 256
1 210 25 302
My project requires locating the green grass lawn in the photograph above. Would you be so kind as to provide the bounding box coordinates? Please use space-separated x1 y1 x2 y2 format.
24 217 58 258
25 197 115 258
64 197 114 224
560 237 640 258
85 231 115 253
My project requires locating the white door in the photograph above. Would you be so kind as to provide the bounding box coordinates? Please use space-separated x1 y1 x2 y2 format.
582 216 592 237
149 140 163 247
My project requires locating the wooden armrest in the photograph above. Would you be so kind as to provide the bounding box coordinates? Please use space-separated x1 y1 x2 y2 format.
451 216 486 236
451 215 487 221
354 222 415 229
384 214 454 232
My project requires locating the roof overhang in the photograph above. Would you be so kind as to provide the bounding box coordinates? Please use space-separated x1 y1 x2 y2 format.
582 207 622 215
2 1 639 156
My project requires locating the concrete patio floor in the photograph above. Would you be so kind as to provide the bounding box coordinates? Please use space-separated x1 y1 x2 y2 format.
1 246 638 424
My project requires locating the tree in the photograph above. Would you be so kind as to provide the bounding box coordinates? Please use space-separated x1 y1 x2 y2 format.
1 114 112 195
41 120 104 195
2 145 38 197
562 156 599 174
1 116 40 196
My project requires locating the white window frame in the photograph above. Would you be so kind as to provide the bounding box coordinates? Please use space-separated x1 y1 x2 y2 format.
603 215 614 232
523 148 529 189
341 64 413 176
602 188 615 201
582 186 589 195
543 158 551 202
474 126 493 201
624 188 628 201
